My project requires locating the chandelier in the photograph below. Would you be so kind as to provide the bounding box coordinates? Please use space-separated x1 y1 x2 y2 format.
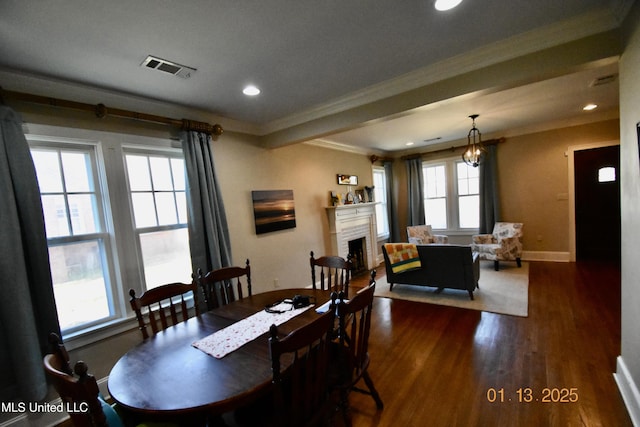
461 114 487 167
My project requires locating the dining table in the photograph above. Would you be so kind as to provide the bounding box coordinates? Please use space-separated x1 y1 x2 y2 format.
107 288 335 421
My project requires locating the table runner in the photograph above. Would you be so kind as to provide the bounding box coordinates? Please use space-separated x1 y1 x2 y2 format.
193 302 313 358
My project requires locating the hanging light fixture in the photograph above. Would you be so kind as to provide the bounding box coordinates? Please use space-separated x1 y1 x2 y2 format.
462 114 487 167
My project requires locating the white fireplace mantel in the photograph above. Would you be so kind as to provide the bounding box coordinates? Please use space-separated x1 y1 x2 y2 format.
325 203 379 270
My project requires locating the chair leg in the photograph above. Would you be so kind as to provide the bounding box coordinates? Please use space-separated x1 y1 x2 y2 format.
494 261 499 271
362 371 384 409
516 258 522 267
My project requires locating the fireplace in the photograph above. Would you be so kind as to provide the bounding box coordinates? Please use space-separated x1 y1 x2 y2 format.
348 237 367 274
325 203 379 271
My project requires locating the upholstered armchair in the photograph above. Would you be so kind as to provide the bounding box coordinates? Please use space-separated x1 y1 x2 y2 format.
471 222 523 271
406 225 449 244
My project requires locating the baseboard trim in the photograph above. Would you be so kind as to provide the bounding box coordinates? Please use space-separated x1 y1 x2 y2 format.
614 356 640 427
522 250 570 262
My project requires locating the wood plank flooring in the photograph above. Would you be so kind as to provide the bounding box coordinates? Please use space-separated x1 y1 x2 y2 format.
345 260 632 426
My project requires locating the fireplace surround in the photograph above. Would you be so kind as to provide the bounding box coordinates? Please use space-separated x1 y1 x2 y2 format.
325 203 379 271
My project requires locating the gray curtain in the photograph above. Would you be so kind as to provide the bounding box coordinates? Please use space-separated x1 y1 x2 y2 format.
479 144 500 234
181 131 232 277
406 157 425 227
383 160 400 242
0 105 60 401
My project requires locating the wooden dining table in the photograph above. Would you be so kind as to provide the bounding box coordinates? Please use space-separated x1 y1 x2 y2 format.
107 288 334 420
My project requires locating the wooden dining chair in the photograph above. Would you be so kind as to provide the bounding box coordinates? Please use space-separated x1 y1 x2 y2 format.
129 282 200 340
310 251 353 298
194 259 252 311
333 275 383 425
43 333 120 427
268 305 338 427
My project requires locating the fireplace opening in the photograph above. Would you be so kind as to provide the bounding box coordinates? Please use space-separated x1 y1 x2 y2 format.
348 237 367 275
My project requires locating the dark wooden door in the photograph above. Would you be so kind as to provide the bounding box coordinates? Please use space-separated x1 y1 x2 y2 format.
574 145 620 261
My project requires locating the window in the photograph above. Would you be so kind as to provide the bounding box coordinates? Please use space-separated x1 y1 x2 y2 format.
372 166 389 238
31 143 116 332
598 166 615 183
124 153 191 289
28 128 190 337
422 159 479 232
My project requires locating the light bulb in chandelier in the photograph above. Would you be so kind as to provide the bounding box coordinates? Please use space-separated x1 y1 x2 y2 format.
461 114 487 167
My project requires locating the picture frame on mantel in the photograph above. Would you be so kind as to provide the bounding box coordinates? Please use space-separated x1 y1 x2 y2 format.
337 174 358 185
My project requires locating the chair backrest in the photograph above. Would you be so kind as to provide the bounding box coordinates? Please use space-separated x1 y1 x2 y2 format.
310 251 352 298
406 224 434 243
336 279 376 387
194 259 251 311
492 222 524 241
129 282 200 340
268 305 337 427
43 333 109 427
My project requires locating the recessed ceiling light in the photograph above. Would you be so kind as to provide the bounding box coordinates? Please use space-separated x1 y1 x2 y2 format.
434 0 463 11
406 141 415 146
243 85 261 96
583 103 598 111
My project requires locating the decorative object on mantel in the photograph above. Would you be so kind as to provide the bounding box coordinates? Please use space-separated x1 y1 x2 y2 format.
364 186 375 203
461 114 487 167
251 190 296 235
355 189 365 203
330 191 340 206
337 174 358 185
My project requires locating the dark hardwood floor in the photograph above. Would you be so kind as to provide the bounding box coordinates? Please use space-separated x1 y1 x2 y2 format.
346 260 631 426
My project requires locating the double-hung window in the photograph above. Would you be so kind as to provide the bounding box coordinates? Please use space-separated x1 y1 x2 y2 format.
30 140 116 333
124 152 191 290
28 127 191 338
422 158 479 232
372 166 389 238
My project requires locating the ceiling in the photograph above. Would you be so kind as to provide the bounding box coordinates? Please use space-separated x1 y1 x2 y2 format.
0 1 630 154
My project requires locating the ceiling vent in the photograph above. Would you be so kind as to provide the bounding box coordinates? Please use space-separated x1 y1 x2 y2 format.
589 74 617 87
141 55 196 79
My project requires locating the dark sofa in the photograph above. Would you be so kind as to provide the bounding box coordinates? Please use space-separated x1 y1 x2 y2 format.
381 244 480 300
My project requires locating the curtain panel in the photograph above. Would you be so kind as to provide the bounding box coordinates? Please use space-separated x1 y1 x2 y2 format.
181 131 232 286
479 144 501 233
405 157 425 227
383 160 400 242
0 105 60 401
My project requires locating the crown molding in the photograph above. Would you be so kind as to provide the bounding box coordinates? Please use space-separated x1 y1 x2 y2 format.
261 7 619 136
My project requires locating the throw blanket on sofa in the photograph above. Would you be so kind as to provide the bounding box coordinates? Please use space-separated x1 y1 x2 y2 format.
384 243 421 273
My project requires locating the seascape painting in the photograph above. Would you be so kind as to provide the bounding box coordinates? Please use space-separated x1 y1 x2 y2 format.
251 190 296 234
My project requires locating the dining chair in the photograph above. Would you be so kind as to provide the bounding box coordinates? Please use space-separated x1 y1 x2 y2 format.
129 281 200 340
268 304 338 427
310 251 353 298
194 259 251 311
43 332 122 427
333 275 383 425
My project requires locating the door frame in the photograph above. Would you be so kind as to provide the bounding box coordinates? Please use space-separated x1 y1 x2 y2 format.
567 140 620 262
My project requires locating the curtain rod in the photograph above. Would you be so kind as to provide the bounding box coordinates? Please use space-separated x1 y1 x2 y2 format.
0 88 223 137
401 137 504 160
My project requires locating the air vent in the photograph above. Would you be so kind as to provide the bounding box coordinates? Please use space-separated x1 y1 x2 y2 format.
589 74 617 87
141 55 196 79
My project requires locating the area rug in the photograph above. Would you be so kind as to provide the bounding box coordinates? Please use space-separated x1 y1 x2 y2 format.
373 262 529 317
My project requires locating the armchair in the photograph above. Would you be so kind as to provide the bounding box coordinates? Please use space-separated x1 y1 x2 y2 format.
471 222 523 271
407 225 448 244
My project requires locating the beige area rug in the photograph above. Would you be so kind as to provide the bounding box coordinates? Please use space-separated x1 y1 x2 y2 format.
374 262 529 317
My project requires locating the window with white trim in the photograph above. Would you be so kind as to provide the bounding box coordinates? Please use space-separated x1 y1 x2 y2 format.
28 128 191 336
372 166 389 238
124 152 191 290
422 158 479 232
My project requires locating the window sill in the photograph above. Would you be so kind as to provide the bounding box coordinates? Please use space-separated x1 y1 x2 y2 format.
62 316 139 351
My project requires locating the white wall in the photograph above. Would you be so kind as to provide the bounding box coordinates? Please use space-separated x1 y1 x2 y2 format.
616 2 640 425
